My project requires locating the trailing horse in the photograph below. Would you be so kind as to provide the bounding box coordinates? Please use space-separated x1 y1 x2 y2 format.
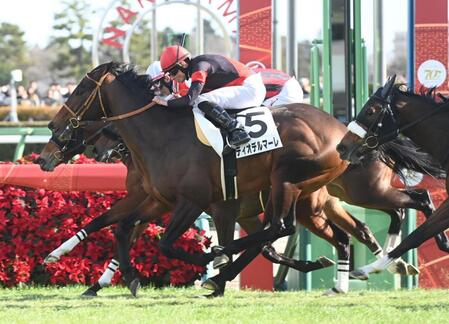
337 76 449 279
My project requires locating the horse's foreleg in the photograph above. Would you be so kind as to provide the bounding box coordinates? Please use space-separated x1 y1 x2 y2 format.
82 222 149 297
355 198 449 279
204 199 241 297
381 208 405 253
295 191 351 294
324 197 383 257
403 188 449 253
158 197 211 266
45 191 147 264
81 258 120 297
115 198 168 296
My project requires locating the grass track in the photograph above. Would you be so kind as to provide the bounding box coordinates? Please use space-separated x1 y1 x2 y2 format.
0 286 448 323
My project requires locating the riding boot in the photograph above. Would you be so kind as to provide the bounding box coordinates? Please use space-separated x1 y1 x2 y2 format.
197 101 251 148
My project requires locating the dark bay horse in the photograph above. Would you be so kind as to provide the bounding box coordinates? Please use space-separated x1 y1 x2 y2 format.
37 62 350 294
44 129 333 297
336 76 449 279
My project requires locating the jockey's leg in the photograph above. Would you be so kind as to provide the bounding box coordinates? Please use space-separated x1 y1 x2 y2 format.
197 101 250 148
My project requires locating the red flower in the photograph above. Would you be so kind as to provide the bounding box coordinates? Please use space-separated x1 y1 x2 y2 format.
0 153 208 287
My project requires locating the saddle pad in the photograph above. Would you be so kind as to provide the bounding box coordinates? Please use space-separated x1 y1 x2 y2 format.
193 106 283 158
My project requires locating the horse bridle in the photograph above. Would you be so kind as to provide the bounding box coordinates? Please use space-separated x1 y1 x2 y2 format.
350 89 449 151
51 71 156 161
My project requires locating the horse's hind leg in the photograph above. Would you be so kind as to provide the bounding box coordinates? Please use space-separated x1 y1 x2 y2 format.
205 199 243 298
203 186 298 292
236 191 334 274
220 182 298 257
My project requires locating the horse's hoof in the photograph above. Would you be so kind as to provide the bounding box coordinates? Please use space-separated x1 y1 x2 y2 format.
349 269 369 280
213 254 230 269
44 254 60 264
128 278 141 297
323 287 346 296
81 288 97 297
407 264 420 275
201 278 219 291
212 245 225 254
387 259 419 276
317 256 336 268
196 289 224 299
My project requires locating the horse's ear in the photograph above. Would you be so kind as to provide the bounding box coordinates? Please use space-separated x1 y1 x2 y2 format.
381 75 396 98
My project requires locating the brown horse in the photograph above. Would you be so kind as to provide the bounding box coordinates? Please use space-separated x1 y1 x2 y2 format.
36 62 350 291
36 63 350 294
336 76 449 279
44 126 332 297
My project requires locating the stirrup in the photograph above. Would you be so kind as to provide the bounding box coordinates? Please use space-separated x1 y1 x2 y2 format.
226 132 251 149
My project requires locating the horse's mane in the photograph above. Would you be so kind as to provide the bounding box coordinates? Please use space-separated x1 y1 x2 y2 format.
107 62 155 98
392 83 443 106
377 136 446 181
104 61 194 115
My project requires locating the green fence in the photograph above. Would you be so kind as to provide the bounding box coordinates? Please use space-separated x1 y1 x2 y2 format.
284 204 417 291
0 126 51 161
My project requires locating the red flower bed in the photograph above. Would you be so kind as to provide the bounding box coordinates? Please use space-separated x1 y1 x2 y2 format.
0 154 210 287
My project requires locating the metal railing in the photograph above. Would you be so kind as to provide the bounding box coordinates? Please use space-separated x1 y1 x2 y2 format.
0 127 51 161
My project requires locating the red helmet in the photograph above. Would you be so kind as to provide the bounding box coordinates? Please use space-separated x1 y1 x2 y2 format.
160 45 191 72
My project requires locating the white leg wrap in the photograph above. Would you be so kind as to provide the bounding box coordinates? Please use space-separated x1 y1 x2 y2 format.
383 233 401 253
360 255 394 274
98 259 120 287
335 259 350 293
374 247 384 259
53 230 88 256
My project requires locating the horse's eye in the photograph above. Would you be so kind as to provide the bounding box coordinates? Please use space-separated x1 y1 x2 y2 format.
366 108 375 116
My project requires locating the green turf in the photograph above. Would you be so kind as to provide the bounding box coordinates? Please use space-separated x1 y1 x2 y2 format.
0 286 448 323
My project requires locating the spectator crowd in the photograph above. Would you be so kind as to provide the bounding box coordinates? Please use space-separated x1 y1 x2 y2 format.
0 81 76 107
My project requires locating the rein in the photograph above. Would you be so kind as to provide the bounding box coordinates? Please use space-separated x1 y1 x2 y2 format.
62 72 157 125
52 70 157 161
365 93 449 149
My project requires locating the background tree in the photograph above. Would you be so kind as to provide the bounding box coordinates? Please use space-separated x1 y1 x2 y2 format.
0 23 29 84
49 0 93 82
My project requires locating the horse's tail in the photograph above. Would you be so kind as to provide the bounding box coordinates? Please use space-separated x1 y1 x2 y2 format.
378 136 446 181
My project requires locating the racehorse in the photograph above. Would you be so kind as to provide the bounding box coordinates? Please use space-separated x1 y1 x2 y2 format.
43 127 333 297
36 62 351 294
35 62 440 294
336 76 449 279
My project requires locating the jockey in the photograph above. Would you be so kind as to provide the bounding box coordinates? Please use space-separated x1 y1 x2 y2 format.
153 45 266 148
146 61 172 97
255 68 304 106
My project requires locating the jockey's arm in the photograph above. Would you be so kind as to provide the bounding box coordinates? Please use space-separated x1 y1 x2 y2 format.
167 61 211 108
167 80 204 108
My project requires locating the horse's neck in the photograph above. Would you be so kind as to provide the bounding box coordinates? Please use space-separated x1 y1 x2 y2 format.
399 100 449 167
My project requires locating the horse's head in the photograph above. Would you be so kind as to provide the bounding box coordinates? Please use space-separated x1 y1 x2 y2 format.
36 63 114 171
337 75 399 164
92 123 129 163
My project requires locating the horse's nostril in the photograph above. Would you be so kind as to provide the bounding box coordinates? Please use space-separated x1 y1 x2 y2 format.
336 144 346 155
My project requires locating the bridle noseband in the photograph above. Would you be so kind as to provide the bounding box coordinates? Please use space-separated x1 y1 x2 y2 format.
353 88 449 151
50 70 156 162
